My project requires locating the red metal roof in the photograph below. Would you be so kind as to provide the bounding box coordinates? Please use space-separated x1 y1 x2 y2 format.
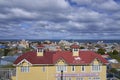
14 50 108 65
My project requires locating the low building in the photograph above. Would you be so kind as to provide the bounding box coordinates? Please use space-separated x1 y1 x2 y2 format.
12 44 108 80
108 63 120 79
0 56 17 65
106 58 119 63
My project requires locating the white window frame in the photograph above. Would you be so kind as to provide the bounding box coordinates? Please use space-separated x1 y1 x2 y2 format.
73 48 78 52
68 77 72 80
88 77 92 80
93 77 100 80
76 77 84 80
56 65 67 72
42 66 46 72
71 66 75 72
63 77 67 80
37 48 43 52
56 77 67 80
91 64 101 72
21 66 29 72
56 77 61 80
81 65 85 72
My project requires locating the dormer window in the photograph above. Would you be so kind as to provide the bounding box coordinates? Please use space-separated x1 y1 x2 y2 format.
37 48 43 52
74 48 78 52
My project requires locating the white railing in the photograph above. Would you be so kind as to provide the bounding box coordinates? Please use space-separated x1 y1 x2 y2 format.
0 68 16 80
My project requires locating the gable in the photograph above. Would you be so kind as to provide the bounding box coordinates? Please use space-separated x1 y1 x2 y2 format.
17 59 32 66
92 58 102 65
55 59 67 65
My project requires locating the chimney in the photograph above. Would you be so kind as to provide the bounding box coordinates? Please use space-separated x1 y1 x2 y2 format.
37 45 44 56
71 44 79 56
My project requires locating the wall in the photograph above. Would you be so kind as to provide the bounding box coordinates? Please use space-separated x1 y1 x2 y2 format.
12 59 107 80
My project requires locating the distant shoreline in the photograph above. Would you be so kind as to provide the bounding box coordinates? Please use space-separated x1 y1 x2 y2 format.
0 39 120 43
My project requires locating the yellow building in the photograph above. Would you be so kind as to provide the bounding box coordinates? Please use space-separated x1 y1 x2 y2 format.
12 45 108 80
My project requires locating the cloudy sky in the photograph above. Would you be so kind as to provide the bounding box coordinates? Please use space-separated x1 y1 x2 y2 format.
0 0 120 39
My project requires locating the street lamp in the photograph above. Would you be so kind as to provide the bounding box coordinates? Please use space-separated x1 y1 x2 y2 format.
61 70 63 80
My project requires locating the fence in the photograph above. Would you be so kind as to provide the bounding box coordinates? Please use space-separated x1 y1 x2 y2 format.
0 68 16 80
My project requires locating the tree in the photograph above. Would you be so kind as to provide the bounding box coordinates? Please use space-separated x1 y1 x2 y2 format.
108 51 120 62
23 48 31 53
4 48 10 56
97 48 106 55
80 46 85 49
110 68 117 73
112 50 119 55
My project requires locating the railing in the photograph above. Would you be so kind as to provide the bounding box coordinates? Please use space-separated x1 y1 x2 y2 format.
0 68 16 80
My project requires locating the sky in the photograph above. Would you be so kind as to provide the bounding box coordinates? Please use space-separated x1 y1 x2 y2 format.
0 0 120 40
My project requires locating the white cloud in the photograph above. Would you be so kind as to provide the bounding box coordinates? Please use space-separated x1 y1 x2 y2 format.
101 0 120 10
71 0 92 5
66 7 106 22
8 8 38 18
0 0 70 11
71 0 120 11
67 21 86 29
98 0 120 11
0 13 8 19
0 0 120 39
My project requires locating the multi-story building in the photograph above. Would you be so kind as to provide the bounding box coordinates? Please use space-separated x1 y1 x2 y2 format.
12 44 108 80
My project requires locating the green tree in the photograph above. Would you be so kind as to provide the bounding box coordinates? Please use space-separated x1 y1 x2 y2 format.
112 50 119 55
108 51 120 62
110 68 117 73
4 48 10 56
80 46 85 49
97 48 106 55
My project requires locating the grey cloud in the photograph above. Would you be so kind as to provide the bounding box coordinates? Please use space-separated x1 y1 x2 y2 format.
98 0 120 11
0 0 120 39
71 0 120 11
0 0 70 11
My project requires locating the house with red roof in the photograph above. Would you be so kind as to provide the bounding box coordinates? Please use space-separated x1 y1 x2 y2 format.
12 44 108 80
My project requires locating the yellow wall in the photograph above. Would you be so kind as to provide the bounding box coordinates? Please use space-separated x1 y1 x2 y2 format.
73 52 79 56
12 59 107 80
72 49 79 56
37 52 43 56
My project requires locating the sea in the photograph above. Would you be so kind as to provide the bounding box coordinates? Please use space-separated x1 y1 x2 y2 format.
0 39 120 43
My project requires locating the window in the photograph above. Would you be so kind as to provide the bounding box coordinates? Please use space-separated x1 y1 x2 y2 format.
92 65 101 72
71 66 75 72
56 77 60 80
74 48 78 52
81 65 85 72
93 77 100 80
68 77 72 80
76 78 83 80
38 48 43 52
56 77 66 80
21 66 29 72
63 77 67 80
57 65 67 72
88 77 92 80
42 66 46 72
